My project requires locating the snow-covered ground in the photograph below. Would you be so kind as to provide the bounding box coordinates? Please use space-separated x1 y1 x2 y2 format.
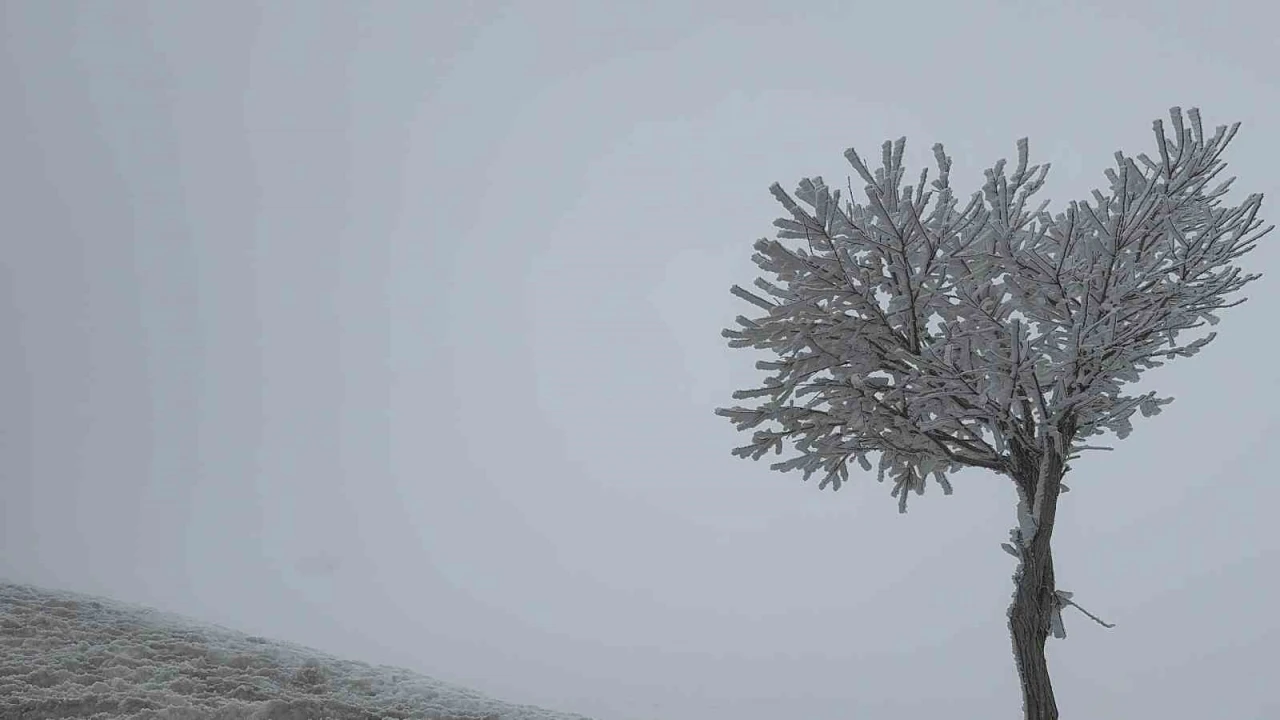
0 581 597 720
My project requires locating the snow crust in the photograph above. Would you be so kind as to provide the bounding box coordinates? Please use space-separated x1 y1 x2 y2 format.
0 581 596 720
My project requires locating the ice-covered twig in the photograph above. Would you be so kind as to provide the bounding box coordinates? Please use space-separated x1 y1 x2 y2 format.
1049 589 1116 639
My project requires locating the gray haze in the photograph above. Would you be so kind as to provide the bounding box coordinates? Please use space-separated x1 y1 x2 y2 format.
2 2 1277 718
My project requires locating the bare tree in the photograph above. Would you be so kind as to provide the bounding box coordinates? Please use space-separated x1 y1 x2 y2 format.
715 107 1270 720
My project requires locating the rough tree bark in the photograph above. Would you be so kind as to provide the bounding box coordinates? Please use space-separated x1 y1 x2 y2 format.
1006 429 1071 720
1010 532 1059 719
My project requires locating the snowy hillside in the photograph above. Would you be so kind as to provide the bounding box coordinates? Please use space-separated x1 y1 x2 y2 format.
0 581 598 720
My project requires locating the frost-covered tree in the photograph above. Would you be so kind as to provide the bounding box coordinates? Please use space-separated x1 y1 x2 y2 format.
716 107 1269 720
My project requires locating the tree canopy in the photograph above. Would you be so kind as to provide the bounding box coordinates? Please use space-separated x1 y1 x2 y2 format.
717 107 1270 513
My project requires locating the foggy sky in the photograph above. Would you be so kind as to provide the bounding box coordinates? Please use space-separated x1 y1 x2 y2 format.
2 2 1277 719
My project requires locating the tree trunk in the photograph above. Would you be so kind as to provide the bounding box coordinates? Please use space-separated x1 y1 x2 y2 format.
1006 432 1070 720
1009 539 1058 720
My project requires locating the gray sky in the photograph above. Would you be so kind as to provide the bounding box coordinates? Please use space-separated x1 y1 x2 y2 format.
2 1 1277 718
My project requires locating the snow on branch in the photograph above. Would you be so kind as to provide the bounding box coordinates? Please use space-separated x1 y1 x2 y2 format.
717 107 1271 512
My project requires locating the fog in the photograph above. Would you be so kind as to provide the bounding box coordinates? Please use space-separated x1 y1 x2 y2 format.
2 1 1277 718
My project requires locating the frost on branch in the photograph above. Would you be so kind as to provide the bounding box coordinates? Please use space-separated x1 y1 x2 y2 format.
716 107 1270 512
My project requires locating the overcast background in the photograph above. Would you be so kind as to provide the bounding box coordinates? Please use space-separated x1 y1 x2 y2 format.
2 2 1277 719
